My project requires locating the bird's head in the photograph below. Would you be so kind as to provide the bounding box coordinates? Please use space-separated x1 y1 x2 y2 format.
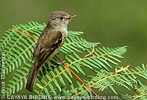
48 11 76 29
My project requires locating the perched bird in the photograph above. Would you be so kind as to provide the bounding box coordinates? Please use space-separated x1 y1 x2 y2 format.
26 11 76 91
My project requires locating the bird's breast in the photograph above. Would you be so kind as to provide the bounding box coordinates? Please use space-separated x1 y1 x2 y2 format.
60 28 68 42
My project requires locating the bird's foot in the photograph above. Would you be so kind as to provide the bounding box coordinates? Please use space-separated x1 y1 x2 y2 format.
50 60 66 69
57 61 66 65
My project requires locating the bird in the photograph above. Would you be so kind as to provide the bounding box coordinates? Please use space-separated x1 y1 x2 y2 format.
26 11 76 92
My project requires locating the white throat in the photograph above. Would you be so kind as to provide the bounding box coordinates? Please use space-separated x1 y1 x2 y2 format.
61 20 69 30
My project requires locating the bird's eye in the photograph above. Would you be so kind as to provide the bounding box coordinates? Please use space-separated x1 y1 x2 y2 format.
60 17 63 20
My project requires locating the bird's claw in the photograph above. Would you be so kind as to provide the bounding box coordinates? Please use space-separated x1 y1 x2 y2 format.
57 61 66 65
50 60 66 69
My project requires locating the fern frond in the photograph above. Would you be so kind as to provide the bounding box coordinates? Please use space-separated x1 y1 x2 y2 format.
60 36 99 53
65 46 127 73
1 21 45 75
31 46 127 96
68 64 147 99
1 21 146 99
120 84 147 100
5 61 32 95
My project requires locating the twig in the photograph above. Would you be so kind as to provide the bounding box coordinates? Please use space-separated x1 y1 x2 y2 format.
55 55 101 100
12 29 38 40
84 45 95 58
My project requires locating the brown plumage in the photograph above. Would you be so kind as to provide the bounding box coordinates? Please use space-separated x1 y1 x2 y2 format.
26 11 76 92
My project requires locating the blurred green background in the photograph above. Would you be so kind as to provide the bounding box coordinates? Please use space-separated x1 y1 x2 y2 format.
0 0 147 97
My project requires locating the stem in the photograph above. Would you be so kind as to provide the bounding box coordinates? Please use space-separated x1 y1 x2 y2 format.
55 55 101 100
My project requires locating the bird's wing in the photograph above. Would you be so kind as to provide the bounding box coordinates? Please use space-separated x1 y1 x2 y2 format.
33 29 62 67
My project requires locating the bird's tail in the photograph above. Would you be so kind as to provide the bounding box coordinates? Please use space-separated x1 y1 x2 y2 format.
26 62 39 92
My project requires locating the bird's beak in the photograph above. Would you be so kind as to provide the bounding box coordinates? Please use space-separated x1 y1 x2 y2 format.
68 15 77 19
